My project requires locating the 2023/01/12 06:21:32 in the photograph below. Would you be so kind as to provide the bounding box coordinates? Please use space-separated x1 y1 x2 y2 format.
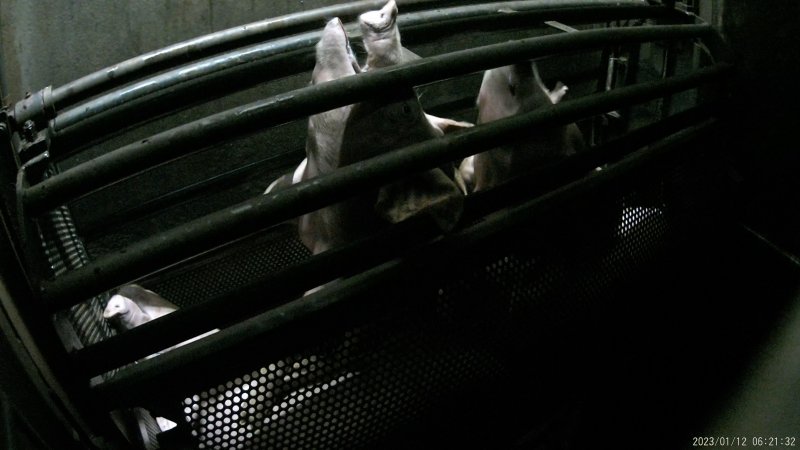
692 436 797 447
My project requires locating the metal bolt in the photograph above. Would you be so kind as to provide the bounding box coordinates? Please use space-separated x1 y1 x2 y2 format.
21 120 36 142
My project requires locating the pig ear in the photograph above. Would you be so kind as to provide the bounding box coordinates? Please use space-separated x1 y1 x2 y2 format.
375 169 464 232
264 173 293 194
425 114 474 136
549 82 568 104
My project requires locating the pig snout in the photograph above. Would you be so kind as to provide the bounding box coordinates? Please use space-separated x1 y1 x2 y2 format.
359 0 402 70
359 0 398 33
313 18 360 83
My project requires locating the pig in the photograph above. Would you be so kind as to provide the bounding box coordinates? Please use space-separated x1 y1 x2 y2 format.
103 284 217 346
103 284 178 331
271 6 470 256
264 17 360 198
352 0 470 230
461 62 585 192
289 17 365 254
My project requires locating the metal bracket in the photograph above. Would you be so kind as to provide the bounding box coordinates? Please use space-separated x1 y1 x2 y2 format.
17 129 51 167
12 86 56 133
5 89 55 166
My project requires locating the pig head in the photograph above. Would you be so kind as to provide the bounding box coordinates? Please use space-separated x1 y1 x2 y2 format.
264 18 358 196
287 18 363 254
462 62 585 192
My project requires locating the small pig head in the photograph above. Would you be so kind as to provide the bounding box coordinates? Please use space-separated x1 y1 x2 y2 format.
313 17 360 84
304 18 362 179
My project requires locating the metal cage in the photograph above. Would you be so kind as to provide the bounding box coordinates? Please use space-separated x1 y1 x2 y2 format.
0 1 743 448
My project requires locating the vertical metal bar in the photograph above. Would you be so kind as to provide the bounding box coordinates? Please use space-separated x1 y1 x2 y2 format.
659 0 679 118
0 395 15 450
660 41 679 118
618 39 642 131
0 182 127 447
592 44 613 146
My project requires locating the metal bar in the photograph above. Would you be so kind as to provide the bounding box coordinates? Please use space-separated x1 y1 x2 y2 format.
71 102 718 377
47 3 680 158
93 119 721 409
0 396 14 450
38 62 732 311
24 24 714 214
46 0 445 111
0 213 127 446
45 1 649 111
462 101 719 220
73 216 436 376
660 40 680 118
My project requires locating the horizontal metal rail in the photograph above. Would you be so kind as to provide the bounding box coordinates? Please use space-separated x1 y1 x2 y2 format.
47 0 437 112
73 217 437 376
38 61 732 311
43 1 651 111
93 118 722 409
24 24 713 215
71 102 719 377
47 2 680 156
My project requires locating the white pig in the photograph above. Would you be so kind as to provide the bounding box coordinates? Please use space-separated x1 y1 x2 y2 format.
273 7 470 255
461 62 585 192
103 284 178 331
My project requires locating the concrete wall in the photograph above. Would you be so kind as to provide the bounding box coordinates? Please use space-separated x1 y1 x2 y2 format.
0 0 339 104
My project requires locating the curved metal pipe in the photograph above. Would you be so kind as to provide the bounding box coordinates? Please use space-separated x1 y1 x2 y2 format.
48 0 435 110
48 1 674 156
48 1 651 111
93 118 722 409
38 61 731 311
24 24 714 215
71 103 719 378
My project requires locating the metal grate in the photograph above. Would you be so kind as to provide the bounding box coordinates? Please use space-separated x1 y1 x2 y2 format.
173 157 711 449
181 292 509 449
145 225 311 309
38 167 116 348
0 3 734 448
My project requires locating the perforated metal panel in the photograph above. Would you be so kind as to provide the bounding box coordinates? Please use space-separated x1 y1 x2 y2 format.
38 168 116 348
168 149 727 449
181 290 509 450
146 225 311 309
